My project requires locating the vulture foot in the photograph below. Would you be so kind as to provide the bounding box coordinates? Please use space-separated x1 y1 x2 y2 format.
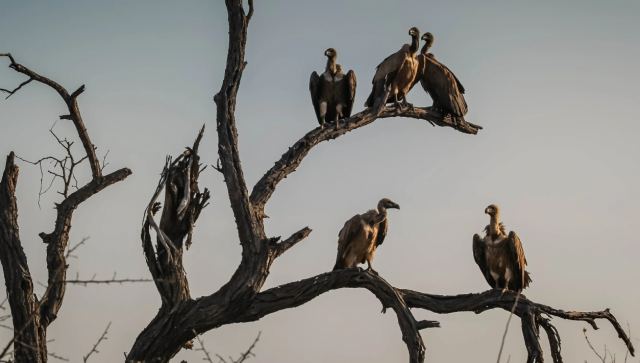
366 266 379 276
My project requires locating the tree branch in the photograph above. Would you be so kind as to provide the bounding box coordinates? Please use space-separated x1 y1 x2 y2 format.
235 270 634 363
271 227 312 258
82 322 110 362
1 53 101 179
0 153 45 362
250 106 481 216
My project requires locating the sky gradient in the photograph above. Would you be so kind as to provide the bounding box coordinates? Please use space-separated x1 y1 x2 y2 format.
1 1 639 362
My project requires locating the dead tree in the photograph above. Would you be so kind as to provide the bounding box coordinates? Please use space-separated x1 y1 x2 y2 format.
0 54 131 362
126 2 634 363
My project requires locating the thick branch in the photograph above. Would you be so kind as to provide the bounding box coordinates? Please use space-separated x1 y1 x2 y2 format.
141 129 209 309
37 167 130 327
210 0 273 308
238 269 427 362
238 271 633 363
0 153 46 362
250 106 482 215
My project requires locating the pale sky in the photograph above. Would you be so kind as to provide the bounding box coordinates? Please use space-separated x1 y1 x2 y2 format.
1 1 639 362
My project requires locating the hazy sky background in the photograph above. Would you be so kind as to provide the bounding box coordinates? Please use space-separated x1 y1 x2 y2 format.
1 1 639 362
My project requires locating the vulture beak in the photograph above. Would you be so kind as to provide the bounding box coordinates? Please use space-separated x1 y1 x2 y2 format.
484 208 490 214
389 202 400 210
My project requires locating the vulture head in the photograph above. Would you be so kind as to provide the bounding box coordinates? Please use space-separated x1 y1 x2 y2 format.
324 48 337 59
421 32 434 50
484 204 500 217
408 27 420 37
378 198 401 211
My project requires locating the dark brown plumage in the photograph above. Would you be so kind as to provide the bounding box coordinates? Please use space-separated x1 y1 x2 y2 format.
415 32 468 121
333 198 400 273
309 48 357 127
472 204 531 292
365 27 421 112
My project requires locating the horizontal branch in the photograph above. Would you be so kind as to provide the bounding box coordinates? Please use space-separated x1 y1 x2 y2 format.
237 269 634 362
237 269 428 363
250 106 482 214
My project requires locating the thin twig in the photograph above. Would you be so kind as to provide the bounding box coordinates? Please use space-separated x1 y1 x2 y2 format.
584 328 607 363
496 292 521 363
82 322 111 362
195 335 214 363
65 272 151 286
65 236 90 259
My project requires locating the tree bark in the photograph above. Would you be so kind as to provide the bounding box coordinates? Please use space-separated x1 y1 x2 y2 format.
0 54 130 363
126 2 633 363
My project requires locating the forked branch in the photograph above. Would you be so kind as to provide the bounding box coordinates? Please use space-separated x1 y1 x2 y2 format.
0 53 130 363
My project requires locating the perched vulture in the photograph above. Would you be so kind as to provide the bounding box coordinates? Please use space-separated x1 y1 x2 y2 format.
309 48 357 127
333 198 400 272
472 204 531 293
364 27 421 112
415 32 468 121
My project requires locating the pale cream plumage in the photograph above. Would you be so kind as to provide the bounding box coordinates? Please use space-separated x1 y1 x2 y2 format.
333 198 399 272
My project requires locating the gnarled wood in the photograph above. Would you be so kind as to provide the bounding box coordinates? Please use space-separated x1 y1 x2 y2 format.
0 54 130 363
249 106 481 216
127 2 633 363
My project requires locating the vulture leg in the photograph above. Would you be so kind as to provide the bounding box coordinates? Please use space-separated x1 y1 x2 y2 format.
365 257 378 275
335 104 343 129
319 101 328 128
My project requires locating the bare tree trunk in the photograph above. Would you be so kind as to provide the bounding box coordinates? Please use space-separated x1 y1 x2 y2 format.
125 2 634 363
0 53 130 363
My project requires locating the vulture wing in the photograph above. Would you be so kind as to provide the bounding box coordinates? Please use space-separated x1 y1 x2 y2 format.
343 69 357 118
412 54 427 88
372 44 410 83
421 55 468 116
309 71 323 123
375 218 388 247
334 215 364 270
506 231 531 291
437 59 465 94
472 234 495 288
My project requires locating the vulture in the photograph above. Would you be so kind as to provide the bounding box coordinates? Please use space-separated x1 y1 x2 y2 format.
333 198 400 273
415 32 468 122
364 27 421 112
309 48 357 128
472 204 531 293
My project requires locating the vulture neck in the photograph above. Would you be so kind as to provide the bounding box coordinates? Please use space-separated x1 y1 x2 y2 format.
421 44 431 55
410 34 420 54
325 56 337 76
375 203 388 224
488 213 502 238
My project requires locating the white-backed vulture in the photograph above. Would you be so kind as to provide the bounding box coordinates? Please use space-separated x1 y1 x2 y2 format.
309 48 357 127
333 198 400 273
364 27 421 112
415 32 468 121
472 204 531 293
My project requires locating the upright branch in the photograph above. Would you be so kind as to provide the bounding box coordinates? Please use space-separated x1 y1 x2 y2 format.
141 126 210 310
0 54 130 363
